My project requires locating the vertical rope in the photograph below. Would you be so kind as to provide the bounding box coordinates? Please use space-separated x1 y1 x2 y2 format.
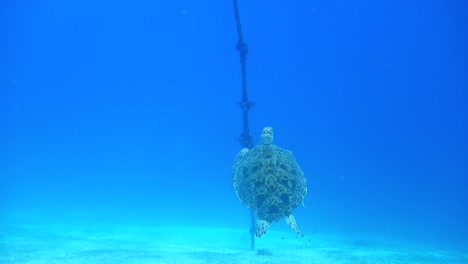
233 0 253 150
233 0 255 250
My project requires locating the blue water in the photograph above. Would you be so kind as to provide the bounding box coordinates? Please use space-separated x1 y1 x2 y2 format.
1 0 467 255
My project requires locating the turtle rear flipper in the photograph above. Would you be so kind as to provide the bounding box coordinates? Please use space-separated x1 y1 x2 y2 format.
285 215 303 237
256 219 271 237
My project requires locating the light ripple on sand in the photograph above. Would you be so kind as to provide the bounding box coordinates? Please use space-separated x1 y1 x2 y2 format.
0 223 466 264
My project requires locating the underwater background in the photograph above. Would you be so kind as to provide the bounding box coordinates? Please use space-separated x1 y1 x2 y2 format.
1 0 467 256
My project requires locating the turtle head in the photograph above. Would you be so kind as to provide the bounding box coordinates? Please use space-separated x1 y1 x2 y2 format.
260 127 274 144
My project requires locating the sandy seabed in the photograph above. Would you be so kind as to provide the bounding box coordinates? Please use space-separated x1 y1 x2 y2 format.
0 222 466 264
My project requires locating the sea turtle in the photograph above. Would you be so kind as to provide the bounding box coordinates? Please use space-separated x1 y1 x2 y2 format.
232 127 307 237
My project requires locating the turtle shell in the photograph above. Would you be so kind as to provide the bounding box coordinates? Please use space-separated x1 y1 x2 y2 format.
232 128 307 223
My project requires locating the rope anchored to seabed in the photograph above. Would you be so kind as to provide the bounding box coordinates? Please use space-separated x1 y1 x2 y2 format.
233 0 256 250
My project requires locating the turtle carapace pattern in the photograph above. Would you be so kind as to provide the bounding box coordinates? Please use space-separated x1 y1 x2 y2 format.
232 127 307 237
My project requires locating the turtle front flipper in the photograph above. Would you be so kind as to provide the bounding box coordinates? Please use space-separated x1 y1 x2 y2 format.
285 215 303 237
256 219 271 237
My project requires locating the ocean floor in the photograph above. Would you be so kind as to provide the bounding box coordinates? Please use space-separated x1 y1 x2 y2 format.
1 222 467 264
